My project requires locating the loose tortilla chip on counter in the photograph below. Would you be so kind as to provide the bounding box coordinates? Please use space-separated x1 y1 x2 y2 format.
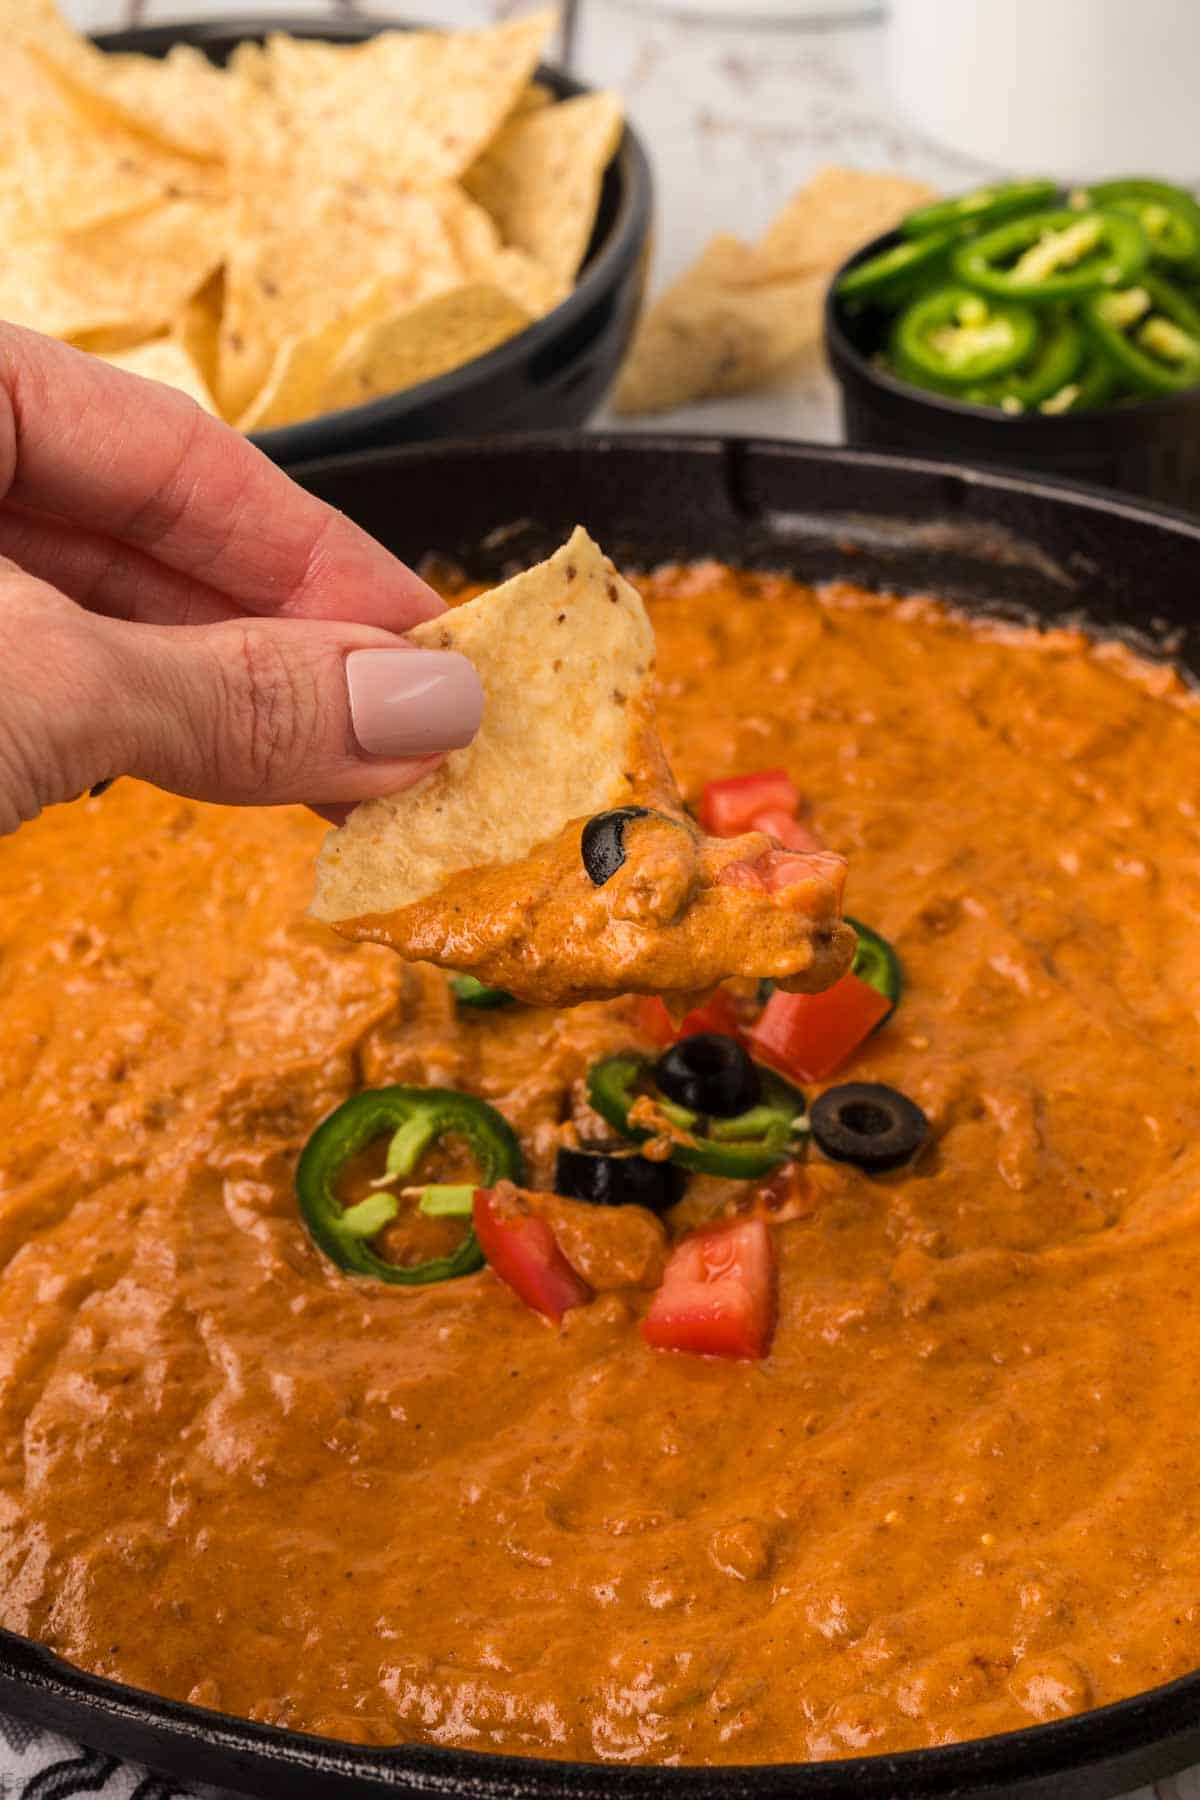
614 234 821 416
463 90 624 289
757 164 937 276
101 338 219 413
615 165 938 415
312 529 854 1007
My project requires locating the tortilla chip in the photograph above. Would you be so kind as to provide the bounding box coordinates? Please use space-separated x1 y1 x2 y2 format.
216 175 472 420
100 338 219 413
510 80 555 119
0 133 27 240
758 164 938 276
258 12 557 185
244 283 532 431
68 323 160 354
614 235 822 415
438 184 566 316
15 35 224 177
172 270 224 398
4 2 228 165
13 107 157 237
235 339 346 436
0 198 228 341
323 284 532 412
11 78 221 238
616 166 939 414
101 44 232 162
0 35 215 239
463 90 623 287
0 0 111 89
312 528 655 925
235 279 408 431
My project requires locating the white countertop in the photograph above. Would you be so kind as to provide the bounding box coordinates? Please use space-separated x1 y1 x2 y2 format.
47 3 1200 1794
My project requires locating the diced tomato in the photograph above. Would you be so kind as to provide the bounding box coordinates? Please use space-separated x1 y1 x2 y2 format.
642 1217 776 1360
634 987 743 1047
473 1189 593 1324
717 846 845 898
749 807 826 854
680 988 742 1039
633 996 677 1046
715 860 764 892
748 971 891 1084
700 770 800 837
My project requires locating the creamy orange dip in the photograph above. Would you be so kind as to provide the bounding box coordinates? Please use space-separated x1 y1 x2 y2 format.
2 563 1200 1763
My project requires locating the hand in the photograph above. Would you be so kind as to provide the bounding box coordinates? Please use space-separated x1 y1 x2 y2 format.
0 324 483 834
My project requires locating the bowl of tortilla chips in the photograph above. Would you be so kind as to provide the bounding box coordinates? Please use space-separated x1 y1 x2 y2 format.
1 6 652 466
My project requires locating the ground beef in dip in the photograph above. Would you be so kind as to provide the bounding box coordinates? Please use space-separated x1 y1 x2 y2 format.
1 563 1199 1763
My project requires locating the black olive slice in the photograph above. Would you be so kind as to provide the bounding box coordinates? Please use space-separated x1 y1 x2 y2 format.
809 1082 929 1172
655 1031 762 1118
555 1144 685 1212
580 807 651 886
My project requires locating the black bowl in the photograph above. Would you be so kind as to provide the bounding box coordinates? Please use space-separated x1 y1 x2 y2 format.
825 227 1200 515
5 435 1200 1800
91 20 653 468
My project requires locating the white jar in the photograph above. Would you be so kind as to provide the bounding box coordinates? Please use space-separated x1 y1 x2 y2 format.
888 0 1200 183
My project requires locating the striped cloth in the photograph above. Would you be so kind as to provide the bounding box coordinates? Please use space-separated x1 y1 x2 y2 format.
0 1713 211 1800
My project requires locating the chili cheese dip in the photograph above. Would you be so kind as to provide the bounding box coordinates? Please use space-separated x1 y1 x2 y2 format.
2 562 1200 1764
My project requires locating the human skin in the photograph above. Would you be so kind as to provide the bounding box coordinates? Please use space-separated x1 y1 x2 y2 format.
0 323 483 835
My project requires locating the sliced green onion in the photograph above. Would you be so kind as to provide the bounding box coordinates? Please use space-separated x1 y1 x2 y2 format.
339 1192 400 1239
449 974 517 1008
708 1102 802 1142
417 1184 477 1218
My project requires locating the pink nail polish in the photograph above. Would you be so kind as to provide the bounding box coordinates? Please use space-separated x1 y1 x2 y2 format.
346 649 483 759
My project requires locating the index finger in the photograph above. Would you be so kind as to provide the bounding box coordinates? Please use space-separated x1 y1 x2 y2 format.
0 324 444 631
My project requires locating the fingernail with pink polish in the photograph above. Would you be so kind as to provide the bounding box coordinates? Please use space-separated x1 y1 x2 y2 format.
346 649 483 758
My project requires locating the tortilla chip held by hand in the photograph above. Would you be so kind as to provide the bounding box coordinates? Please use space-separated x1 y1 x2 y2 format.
311 529 854 1006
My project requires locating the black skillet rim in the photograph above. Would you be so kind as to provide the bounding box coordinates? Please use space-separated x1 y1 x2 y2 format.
5 436 1200 1797
290 426 1200 537
90 19 653 459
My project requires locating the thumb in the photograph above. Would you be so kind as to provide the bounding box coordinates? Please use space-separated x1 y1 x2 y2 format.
0 567 483 825
113 613 485 808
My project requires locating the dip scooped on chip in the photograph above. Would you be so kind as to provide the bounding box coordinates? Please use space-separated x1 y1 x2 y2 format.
311 529 853 1005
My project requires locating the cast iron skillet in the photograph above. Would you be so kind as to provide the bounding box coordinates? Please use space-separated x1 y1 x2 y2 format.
4 438 1200 1800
